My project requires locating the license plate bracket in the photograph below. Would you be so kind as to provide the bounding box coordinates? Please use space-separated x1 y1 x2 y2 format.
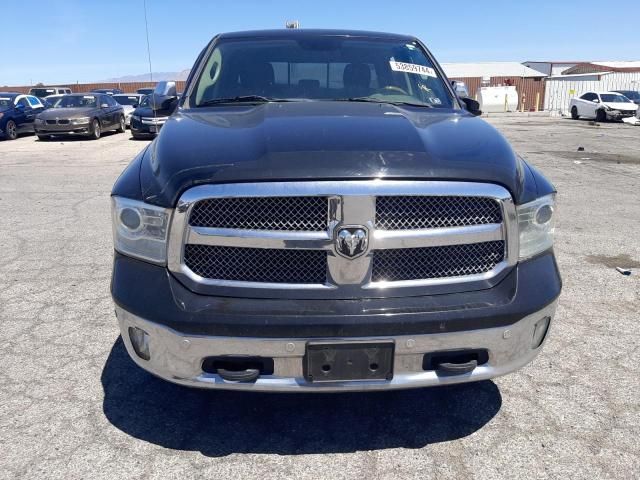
304 341 394 383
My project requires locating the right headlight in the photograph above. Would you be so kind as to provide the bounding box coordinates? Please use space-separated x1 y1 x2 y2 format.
111 196 172 264
517 194 556 260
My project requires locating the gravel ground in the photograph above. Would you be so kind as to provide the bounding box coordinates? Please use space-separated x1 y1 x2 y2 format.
0 116 638 479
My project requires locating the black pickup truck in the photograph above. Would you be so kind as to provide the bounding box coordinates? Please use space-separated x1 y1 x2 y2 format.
111 29 561 391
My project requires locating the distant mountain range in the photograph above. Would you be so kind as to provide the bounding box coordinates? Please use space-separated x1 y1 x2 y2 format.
101 69 191 83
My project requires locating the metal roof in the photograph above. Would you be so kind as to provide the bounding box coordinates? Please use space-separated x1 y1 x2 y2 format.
441 62 547 78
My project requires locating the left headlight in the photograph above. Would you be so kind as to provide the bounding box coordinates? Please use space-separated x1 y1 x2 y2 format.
111 196 172 264
517 194 556 260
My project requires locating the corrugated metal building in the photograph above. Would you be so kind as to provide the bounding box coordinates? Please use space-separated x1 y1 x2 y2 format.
441 62 547 111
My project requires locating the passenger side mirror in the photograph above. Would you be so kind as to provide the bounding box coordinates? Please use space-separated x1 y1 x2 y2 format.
100 103 109 108
460 97 482 116
151 81 178 112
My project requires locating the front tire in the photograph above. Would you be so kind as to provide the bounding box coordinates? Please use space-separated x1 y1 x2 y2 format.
571 106 579 120
116 115 125 133
90 119 101 140
37 135 51 141
595 109 606 122
5 120 17 140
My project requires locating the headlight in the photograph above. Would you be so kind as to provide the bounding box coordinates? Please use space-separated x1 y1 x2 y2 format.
517 194 556 259
71 117 90 125
0 112 4 120
131 115 140 122
35 117 45 124
111 196 172 264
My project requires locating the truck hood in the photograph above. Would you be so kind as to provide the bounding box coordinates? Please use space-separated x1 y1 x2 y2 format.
140 101 530 206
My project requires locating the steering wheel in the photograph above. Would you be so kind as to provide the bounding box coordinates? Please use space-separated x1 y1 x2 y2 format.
375 85 409 96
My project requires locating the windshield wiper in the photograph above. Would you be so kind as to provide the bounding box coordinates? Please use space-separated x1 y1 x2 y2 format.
198 95 290 107
344 97 434 108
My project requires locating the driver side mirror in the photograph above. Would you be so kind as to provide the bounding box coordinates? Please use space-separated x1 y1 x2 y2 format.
593 98 600 103
460 97 482 116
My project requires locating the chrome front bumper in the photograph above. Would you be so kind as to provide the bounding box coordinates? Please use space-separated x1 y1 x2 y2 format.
115 301 556 392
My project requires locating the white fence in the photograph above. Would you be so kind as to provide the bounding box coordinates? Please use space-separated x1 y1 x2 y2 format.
544 72 640 115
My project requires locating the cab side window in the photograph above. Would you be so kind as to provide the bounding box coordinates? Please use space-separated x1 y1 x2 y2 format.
581 92 596 101
17 98 30 108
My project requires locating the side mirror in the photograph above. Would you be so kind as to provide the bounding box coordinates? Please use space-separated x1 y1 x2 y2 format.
100 103 109 108
15 103 25 110
593 99 600 103
151 81 178 112
460 97 482 116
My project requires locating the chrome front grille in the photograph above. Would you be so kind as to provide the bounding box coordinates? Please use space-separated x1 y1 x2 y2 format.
372 241 505 282
184 245 327 284
168 181 518 299
376 196 502 230
189 196 328 231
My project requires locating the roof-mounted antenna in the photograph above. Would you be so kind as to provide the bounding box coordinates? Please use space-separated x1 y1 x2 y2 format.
285 20 300 29
143 0 153 83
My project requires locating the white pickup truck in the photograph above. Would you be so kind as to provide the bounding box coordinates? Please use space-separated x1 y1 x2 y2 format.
570 91 638 121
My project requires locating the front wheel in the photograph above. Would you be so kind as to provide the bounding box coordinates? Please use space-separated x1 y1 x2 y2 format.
116 115 125 133
595 109 606 122
5 120 17 140
90 119 101 140
571 106 579 120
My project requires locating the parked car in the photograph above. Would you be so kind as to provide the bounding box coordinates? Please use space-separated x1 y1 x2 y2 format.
90 88 123 96
34 93 125 140
611 90 640 105
0 92 46 140
112 93 144 127
451 80 470 98
111 29 560 392
29 87 72 98
129 94 171 139
136 87 155 95
570 91 638 121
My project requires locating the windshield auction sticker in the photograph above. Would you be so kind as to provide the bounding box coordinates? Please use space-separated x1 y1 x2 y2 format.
389 61 437 77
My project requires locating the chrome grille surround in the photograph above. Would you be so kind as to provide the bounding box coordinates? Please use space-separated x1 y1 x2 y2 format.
167 181 518 299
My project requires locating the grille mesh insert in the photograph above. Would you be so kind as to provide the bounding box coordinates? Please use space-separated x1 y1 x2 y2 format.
184 245 327 284
189 196 328 231
372 241 505 282
376 196 502 230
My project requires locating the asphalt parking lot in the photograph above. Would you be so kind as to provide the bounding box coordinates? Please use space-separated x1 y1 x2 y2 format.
1 116 639 480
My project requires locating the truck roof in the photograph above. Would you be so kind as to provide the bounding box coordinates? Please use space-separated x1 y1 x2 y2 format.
218 29 416 41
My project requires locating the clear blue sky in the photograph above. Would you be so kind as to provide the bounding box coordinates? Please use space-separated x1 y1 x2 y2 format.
2 0 639 86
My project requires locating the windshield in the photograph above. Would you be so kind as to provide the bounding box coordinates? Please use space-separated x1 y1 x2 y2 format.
600 94 630 103
55 95 97 108
191 37 455 108
0 97 15 108
113 95 141 106
45 96 63 107
30 88 56 97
